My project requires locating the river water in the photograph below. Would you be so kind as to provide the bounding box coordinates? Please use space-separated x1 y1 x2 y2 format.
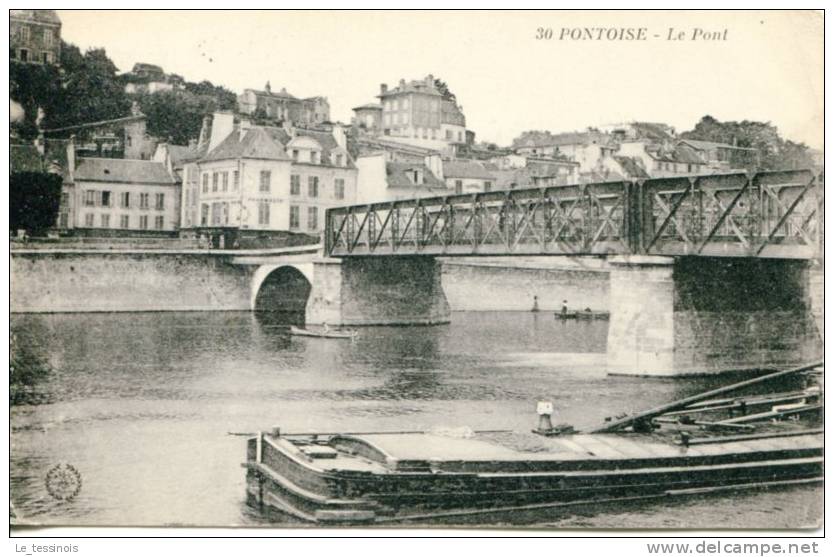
10 311 821 529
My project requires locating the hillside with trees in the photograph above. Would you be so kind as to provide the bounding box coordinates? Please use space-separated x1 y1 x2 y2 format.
10 40 236 144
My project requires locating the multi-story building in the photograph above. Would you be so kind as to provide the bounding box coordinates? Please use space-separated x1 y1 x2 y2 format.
617 140 708 178
180 112 356 246
355 153 448 203
10 10 61 65
675 139 759 172
442 160 496 194
237 83 331 126
42 109 158 161
513 131 617 173
353 75 469 153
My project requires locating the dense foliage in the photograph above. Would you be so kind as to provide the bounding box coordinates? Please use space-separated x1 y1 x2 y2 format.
10 40 236 144
680 115 814 171
9 172 63 234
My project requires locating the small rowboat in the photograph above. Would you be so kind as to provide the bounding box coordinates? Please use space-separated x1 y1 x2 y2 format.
289 326 357 339
554 310 610 320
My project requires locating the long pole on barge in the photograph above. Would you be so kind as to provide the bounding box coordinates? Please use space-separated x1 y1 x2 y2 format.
588 360 823 434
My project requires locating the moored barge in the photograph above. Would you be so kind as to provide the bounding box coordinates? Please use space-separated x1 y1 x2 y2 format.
244 362 823 524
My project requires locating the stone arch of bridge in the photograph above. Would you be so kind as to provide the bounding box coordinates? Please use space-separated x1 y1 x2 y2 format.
250 263 314 313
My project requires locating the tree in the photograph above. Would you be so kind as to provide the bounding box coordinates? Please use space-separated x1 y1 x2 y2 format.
41 43 132 129
433 78 457 102
10 172 63 234
681 115 814 171
135 90 222 144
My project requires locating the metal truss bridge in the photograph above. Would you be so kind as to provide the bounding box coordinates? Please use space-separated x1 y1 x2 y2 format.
325 169 823 259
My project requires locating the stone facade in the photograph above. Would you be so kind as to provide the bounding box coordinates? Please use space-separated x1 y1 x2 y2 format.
10 10 61 65
11 252 252 313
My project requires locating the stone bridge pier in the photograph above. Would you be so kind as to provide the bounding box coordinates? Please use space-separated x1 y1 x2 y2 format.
606 255 822 376
305 256 450 326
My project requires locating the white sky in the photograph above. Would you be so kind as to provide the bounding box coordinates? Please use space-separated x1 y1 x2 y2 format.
57 10 823 148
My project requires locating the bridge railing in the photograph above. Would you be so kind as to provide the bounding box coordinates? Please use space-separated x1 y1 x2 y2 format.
326 169 822 259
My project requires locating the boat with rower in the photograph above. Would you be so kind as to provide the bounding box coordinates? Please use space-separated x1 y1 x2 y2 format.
289 325 358 339
244 361 823 524
554 310 610 320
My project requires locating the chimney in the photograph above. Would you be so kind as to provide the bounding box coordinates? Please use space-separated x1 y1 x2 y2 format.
265 81 271 94
399 79 406 88
332 124 346 150
197 115 212 150
427 153 443 181
66 135 76 178
208 111 235 153
380 83 388 95
426 74 434 86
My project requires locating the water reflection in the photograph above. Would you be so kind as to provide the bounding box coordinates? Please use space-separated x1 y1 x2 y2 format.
9 311 820 528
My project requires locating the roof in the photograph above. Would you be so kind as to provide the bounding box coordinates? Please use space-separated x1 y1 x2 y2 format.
353 103 383 111
74 158 177 185
493 168 533 189
672 144 706 165
203 125 354 168
246 87 297 100
514 131 615 149
41 114 146 135
203 126 291 162
613 156 650 179
167 143 206 168
379 78 442 98
677 139 758 152
443 160 496 180
386 162 445 188
10 10 61 25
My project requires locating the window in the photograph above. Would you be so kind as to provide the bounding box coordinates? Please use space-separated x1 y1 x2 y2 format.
233 170 239 190
155 193 165 210
335 154 344 167
120 215 130 229
85 213 94 227
307 207 318 230
43 29 54 46
139 215 149 230
61 192 69 206
484 181 493 192
259 170 271 192
211 202 222 226
59 213 68 228
222 172 229 192
335 178 345 200
258 201 270 226
202 173 209 193
311 151 320 165
290 175 301 195
101 214 110 228
308 176 319 197
292 150 299 161
19 26 30 41
140 193 150 209
455 180 463 194
42 52 50 64
155 216 164 230
84 190 96 207
120 192 130 208
446 130 453 140
212 172 219 192
289 205 300 229
19 49 28 62
101 191 111 207
222 202 229 225
200 204 209 226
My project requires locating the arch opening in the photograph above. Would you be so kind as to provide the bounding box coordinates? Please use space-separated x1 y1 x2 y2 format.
254 266 312 325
